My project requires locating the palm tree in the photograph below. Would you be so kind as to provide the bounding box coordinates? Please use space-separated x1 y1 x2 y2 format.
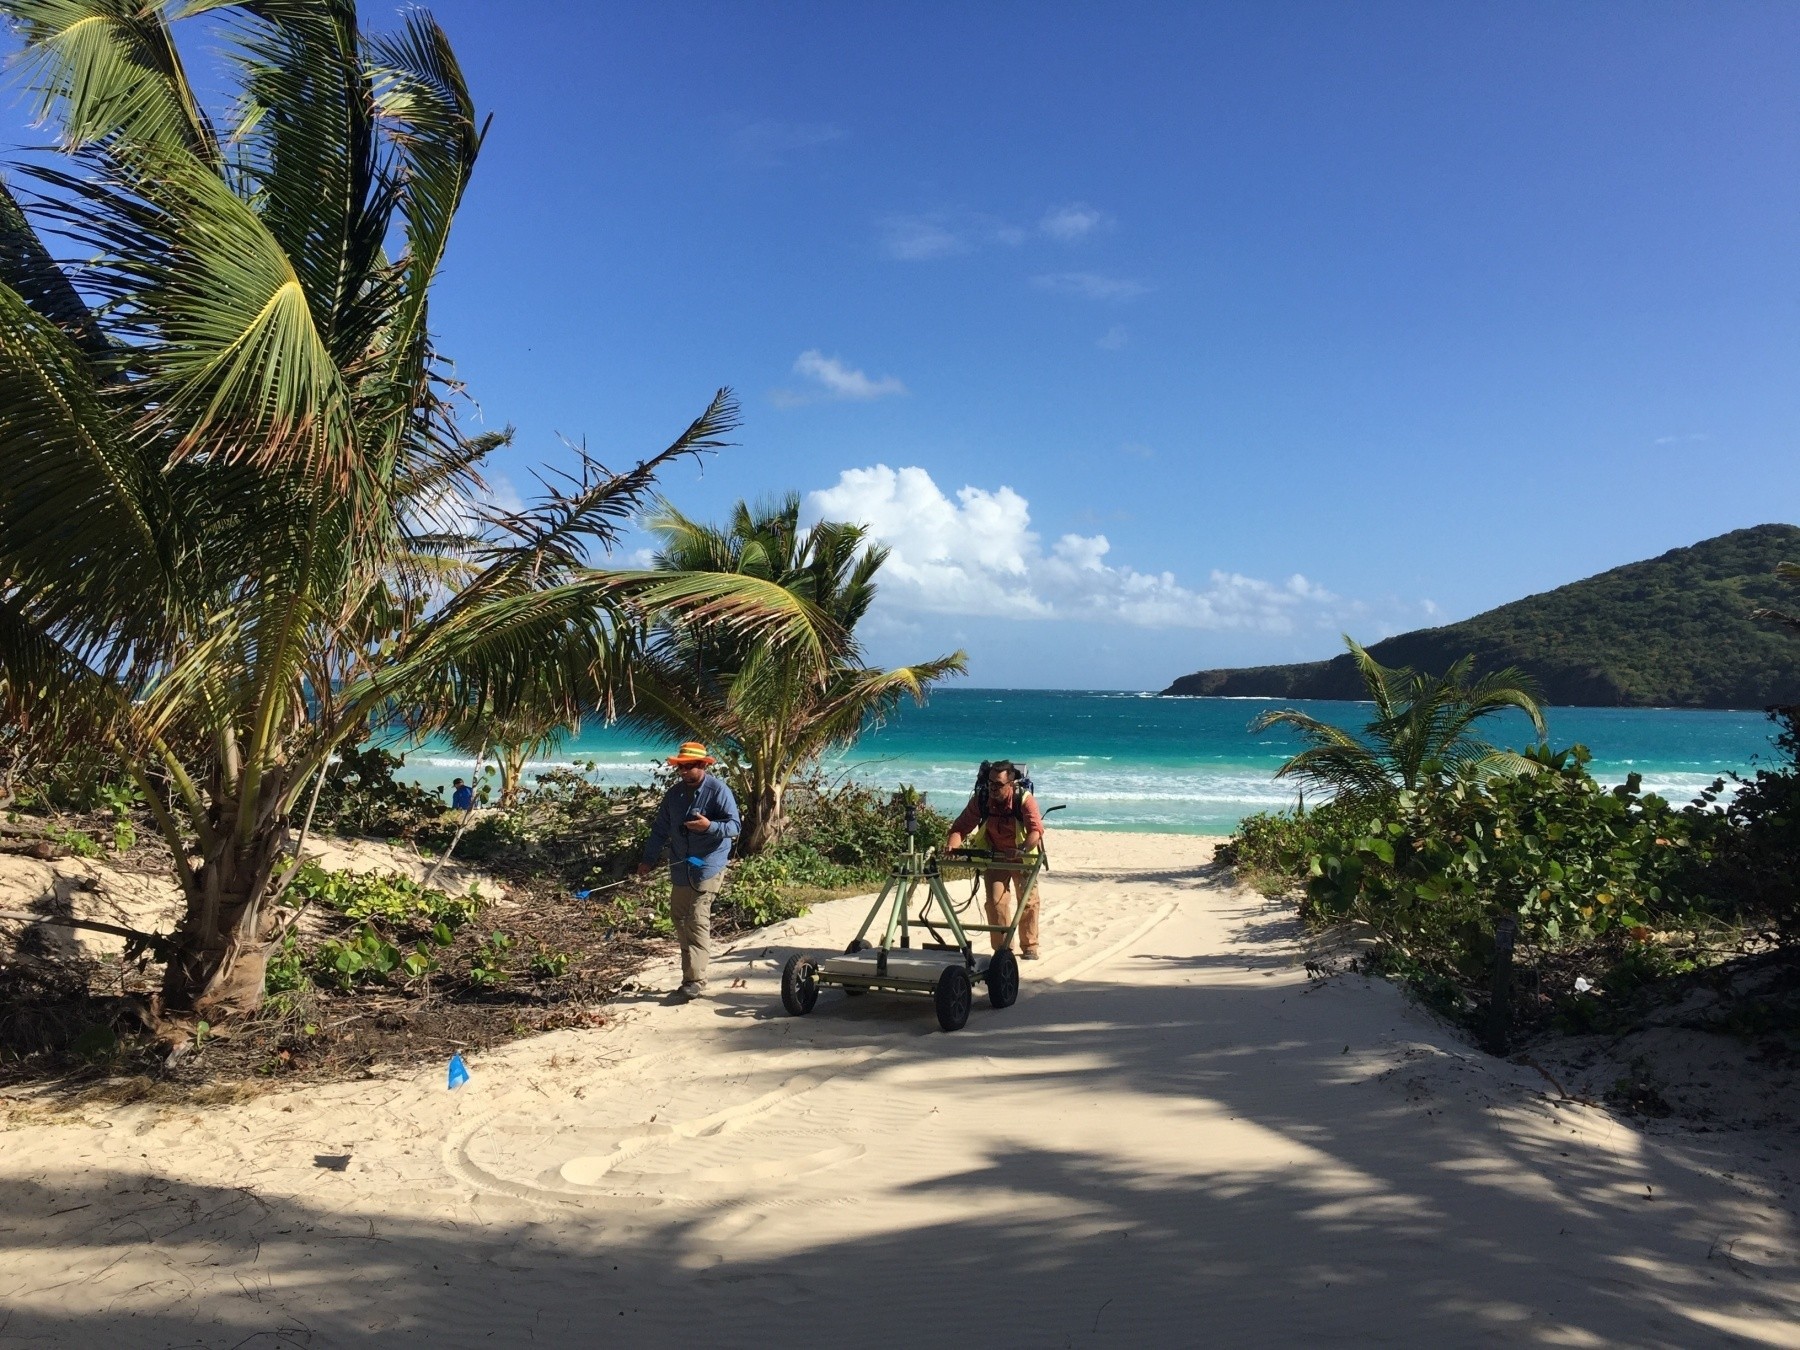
0 2 820 1014
442 702 575 808
631 494 967 854
1250 639 1547 802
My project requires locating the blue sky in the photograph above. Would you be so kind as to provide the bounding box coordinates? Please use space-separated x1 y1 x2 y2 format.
16 2 1800 688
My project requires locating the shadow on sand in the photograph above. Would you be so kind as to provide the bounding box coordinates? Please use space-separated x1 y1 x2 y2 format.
3 901 1796 1347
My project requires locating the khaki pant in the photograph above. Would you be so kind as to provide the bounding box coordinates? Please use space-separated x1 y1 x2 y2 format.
671 874 723 985
983 871 1040 954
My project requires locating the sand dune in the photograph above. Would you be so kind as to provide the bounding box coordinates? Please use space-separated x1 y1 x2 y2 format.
2 832 1797 1346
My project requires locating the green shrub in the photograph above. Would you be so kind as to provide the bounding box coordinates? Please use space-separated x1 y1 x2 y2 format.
313 745 446 839
530 947 571 979
263 934 306 995
1676 706 1800 941
781 778 950 873
314 924 408 990
279 863 480 992
720 853 810 928
1225 745 1700 979
1216 799 1379 902
44 824 101 858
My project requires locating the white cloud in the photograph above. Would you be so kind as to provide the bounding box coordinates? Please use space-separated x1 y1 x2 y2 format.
730 119 846 166
1040 202 1106 241
1033 271 1150 301
805 464 1352 632
1097 323 1129 350
774 350 907 406
879 214 970 260
479 469 526 518
877 211 1033 260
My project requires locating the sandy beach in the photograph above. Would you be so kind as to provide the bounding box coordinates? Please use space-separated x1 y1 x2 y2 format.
3 830 1798 1346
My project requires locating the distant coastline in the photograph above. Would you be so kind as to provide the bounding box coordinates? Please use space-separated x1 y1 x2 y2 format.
1162 525 1800 710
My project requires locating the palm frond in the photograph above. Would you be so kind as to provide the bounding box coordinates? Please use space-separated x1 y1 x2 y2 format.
0 278 170 653
224 0 393 365
366 8 483 366
7 0 221 160
475 390 739 585
0 174 108 351
1259 637 1548 802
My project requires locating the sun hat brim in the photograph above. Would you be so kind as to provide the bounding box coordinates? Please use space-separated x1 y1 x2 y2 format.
667 754 715 765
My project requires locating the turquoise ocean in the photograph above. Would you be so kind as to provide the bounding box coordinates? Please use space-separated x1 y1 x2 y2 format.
397 689 1787 836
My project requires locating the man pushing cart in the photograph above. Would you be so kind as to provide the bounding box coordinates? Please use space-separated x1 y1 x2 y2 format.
946 759 1045 960
779 763 1056 1032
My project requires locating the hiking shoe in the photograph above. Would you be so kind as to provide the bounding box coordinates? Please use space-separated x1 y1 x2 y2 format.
677 981 707 999
1021 950 1040 961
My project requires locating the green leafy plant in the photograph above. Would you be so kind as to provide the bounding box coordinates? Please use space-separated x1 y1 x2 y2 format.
467 931 514 987
1677 707 1800 941
314 925 408 991
1229 745 1699 981
286 862 480 935
44 825 100 858
263 935 306 995
529 948 571 979
313 746 447 841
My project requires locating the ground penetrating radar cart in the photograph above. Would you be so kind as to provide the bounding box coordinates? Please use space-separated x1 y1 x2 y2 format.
778 797 1051 1032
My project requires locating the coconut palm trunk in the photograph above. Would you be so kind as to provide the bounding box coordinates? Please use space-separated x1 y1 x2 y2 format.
165 781 294 1012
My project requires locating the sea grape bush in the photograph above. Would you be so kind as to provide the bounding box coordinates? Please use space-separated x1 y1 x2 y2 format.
1225 745 1699 978
1675 707 1800 941
311 746 447 840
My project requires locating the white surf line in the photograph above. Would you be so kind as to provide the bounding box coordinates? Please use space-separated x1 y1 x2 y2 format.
1052 902 1178 984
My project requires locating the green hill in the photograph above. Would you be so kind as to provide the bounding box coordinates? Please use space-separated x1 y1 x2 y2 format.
1161 524 1800 708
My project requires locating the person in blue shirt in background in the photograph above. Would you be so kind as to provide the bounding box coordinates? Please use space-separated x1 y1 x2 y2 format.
450 777 474 813
636 741 741 1001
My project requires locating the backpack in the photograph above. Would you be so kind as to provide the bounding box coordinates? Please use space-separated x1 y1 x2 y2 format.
974 760 1034 823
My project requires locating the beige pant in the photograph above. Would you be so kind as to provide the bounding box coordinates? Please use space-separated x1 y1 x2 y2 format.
983 871 1040 953
670 875 723 985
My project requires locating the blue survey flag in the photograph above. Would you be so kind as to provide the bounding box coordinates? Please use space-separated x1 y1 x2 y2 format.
447 1053 470 1090
573 889 591 900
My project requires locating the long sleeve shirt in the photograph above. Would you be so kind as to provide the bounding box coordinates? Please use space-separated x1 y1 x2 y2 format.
642 773 741 884
950 792 1043 854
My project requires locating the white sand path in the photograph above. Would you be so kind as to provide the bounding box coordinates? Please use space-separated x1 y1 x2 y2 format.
2 832 1797 1347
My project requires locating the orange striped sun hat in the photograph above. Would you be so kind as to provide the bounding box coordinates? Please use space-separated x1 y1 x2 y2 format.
667 741 715 765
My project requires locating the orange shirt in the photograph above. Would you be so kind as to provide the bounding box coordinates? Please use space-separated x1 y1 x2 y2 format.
950 792 1043 853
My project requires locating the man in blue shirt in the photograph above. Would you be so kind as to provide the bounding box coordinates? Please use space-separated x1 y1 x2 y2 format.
636 741 741 1000
451 778 474 813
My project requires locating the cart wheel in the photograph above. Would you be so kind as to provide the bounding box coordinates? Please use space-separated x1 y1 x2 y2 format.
781 953 819 1016
934 964 972 1032
843 938 871 996
986 948 1019 1009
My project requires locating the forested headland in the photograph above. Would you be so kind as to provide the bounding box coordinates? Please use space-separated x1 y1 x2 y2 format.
1164 524 1800 707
